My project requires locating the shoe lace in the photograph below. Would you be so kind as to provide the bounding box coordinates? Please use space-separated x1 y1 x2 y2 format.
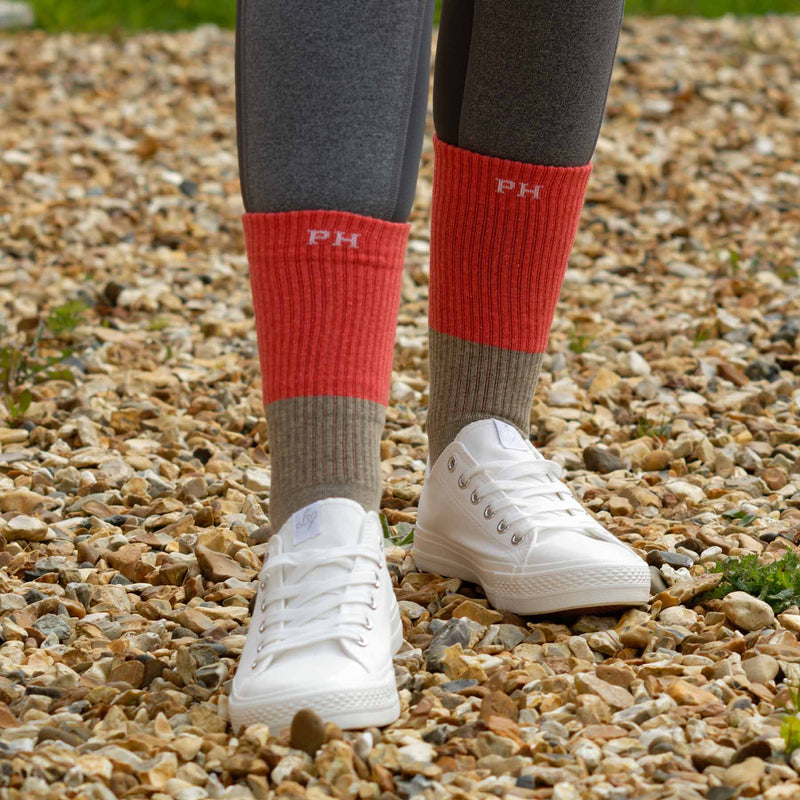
249 545 383 671
457 456 619 550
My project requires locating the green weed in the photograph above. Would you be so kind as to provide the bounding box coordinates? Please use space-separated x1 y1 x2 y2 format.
0 301 85 421
781 684 800 755
703 550 800 614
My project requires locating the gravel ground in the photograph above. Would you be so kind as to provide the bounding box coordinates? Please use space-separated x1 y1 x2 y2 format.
1 15 800 800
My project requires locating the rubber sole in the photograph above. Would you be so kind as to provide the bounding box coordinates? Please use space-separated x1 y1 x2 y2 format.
413 525 650 615
228 603 404 733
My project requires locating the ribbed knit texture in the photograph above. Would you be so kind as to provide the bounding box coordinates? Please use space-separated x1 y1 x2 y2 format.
426 331 544 464
429 135 592 352
243 209 410 530
244 209 410 405
427 136 591 465
266 396 385 533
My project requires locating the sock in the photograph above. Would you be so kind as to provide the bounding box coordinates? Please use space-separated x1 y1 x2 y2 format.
243 210 409 532
426 135 592 465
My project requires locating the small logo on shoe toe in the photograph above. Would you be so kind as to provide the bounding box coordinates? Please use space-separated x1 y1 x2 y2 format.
293 502 322 545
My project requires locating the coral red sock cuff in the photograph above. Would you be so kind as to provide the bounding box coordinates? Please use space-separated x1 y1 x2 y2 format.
243 209 409 405
429 135 592 354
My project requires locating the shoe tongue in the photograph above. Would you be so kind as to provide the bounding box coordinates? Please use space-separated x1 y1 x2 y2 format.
279 499 368 552
455 419 541 465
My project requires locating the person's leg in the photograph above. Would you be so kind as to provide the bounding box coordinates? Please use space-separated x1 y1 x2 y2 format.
231 0 435 733
426 0 625 462
237 0 435 534
415 0 649 615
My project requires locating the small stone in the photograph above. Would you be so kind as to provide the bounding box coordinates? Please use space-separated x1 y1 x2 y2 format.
6 514 47 541
667 679 719 706
108 660 146 688
480 691 519 722
290 708 326 755
722 591 776 631
195 545 253 582
641 450 671 471
450 600 503 625
574 673 634 709
583 446 626 474
664 480 706 504
33 613 71 643
608 496 633 516
762 468 787 490
741 654 780 684
722 756 764 787
646 550 693 569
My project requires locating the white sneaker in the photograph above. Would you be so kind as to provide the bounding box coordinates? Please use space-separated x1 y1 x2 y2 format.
414 419 650 615
228 498 403 733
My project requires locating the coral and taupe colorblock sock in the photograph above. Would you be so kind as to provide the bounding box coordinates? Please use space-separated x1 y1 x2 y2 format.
426 135 592 464
243 209 409 531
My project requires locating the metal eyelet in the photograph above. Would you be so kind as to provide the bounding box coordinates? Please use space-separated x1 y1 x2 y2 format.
257 642 265 652
447 456 456 472
369 596 377 610
511 533 525 545
365 616 373 630
357 635 368 647
373 571 381 589
251 661 259 669
260 601 267 612
470 490 481 505
484 505 495 519
497 519 509 533
258 622 265 633
259 581 266 591
458 474 471 489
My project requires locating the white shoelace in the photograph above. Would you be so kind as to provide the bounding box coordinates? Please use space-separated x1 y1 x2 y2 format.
250 545 383 671
457 457 619 550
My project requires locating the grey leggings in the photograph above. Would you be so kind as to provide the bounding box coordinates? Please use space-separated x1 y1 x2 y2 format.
236 0 625 221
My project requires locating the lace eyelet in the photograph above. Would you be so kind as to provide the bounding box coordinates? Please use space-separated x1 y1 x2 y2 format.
260 601 267 612
357 635 368 647
374 571 381 589
497 519 509 533
251 661 259 669
511 533 525 545
447 456 456 472
470 489 481 505
258 622 265 633
257 642 265 652
458 474 471 489
484 505 495 519
365 616 373 630
369 597 377 610
259 581 266 591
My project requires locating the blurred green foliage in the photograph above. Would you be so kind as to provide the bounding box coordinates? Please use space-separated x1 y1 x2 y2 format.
24 0 800 33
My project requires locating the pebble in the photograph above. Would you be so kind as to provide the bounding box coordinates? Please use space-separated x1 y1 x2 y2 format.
721 591 776 631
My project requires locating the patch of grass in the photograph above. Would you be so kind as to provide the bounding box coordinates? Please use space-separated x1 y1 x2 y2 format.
635 414 671 440
703 550 800 614
25 0 800 33
380 515 415 547
782 684 800 755
569 331 592 355
29 0 237 32
0 301 84 421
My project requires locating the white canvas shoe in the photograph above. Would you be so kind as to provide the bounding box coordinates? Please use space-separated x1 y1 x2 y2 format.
228 498 403 733
414 419 650 615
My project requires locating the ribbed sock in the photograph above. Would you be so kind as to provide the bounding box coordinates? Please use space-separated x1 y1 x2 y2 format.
426 136 592 465
243 210 409 532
